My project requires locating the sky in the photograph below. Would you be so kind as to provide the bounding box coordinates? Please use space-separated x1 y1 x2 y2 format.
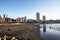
0 0 60 20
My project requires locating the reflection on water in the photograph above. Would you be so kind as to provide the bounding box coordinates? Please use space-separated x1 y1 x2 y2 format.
40 24 60 40
43 24 46 32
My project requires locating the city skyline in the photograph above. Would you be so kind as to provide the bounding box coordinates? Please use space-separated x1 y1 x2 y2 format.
0 0 60 20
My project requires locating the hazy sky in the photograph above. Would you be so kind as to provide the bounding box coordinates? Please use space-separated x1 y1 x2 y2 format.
0 0 60 20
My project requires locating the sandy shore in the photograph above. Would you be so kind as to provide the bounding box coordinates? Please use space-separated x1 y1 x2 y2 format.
0 23 42 40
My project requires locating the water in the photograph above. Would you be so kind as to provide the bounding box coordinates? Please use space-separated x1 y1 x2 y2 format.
40 24 60 40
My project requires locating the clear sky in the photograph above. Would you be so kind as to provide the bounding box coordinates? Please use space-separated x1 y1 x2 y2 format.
0 0 60 20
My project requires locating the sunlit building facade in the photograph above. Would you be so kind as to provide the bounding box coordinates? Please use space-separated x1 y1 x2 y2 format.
36 12 40 22
16 16 27 23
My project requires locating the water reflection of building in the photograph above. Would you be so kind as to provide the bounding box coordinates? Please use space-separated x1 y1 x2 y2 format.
43 24 46 32
36 12 40 23
43 15 46 32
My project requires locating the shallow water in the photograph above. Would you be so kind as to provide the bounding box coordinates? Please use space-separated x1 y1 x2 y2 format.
40 24 60 40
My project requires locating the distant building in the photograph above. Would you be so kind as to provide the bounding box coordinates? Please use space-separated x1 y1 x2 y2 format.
0 15 1 19
0 15 3 23
16 16 27 23
36 12 40 22
3 14 9 22
24 16 27 22
22 17 25 22
5 15 8 18
43 15 46 23
43 16 46 32
12 19 16 23
0 18 3 23
16 18 23 23
5 18 13 23
27 19 33 23
3 14 5 22
3 14 6 19
22 16 27 22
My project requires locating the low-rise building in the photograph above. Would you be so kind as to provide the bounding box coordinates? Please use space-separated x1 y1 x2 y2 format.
0 18 3 23
16 18 23 23
16 16 27 23
5 18 13 23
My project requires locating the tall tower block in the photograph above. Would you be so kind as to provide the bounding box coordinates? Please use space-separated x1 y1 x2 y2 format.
3 14 5 18
43 15 46 32
0 15 1 19
36 12 40 23
43 16 46 23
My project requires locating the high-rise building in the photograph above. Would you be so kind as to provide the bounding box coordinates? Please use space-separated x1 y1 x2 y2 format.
22 16 27 22
36 12 40 22
0 15 3 23
3 14 5 18
3 14 6 22
24 16 26 22
43 15 46 22
3 14 8 18
3 14 8 22
0 15 1 19
5 15 8 18
43 15 46 32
